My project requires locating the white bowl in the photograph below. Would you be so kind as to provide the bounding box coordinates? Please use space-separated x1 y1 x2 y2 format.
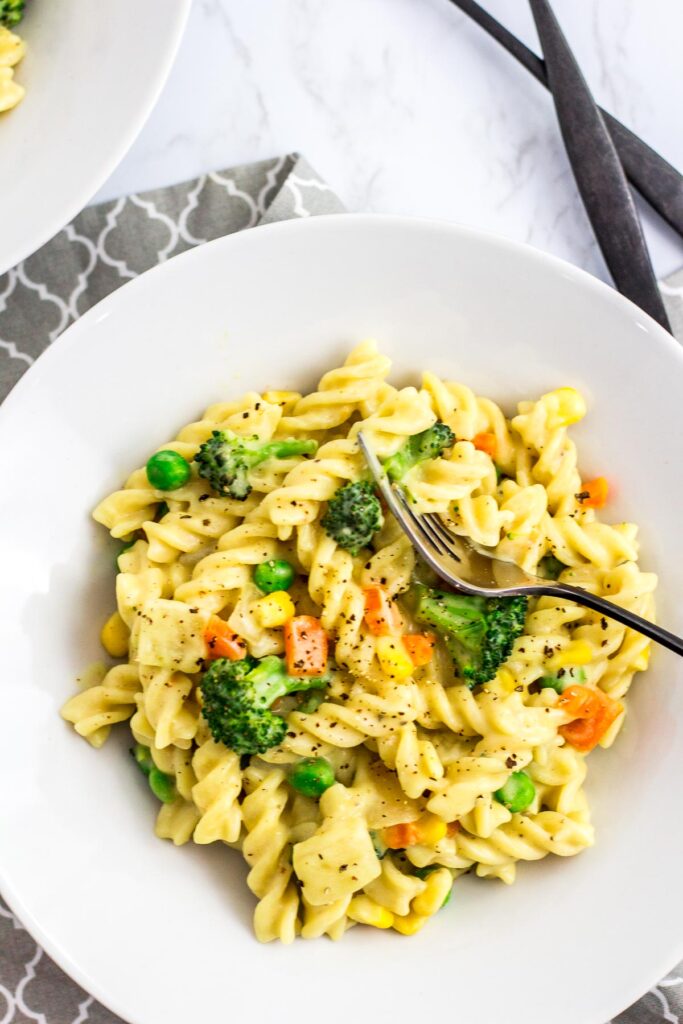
0 0 190 273
1 215 682 1024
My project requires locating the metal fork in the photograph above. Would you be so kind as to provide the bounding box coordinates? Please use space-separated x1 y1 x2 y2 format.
357 432 683 656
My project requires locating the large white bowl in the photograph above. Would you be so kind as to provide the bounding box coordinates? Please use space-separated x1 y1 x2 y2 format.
1 216 682 1024
0 0 190 274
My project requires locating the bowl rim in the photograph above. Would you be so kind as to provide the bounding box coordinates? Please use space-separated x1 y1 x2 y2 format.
2 213 681 424
2 212 682 1024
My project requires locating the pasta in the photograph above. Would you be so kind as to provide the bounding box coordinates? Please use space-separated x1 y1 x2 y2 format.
61 341 657 942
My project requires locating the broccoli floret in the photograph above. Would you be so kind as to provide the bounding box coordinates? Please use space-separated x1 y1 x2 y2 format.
0 0 24 27
383 422 455 482
200 654 329 754
413 585 527 686
195 430 317 500
321 480 383 555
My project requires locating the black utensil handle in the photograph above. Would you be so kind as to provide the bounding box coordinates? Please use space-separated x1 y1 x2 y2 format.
550 584 683 656
529 0 672 333
449 0 683 240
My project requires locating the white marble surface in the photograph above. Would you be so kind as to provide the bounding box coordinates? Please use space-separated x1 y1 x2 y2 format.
95 0 683 281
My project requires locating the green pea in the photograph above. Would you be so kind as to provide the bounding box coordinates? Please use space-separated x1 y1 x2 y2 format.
131 743 153 777
539 666 587 693
494 771 536 814
538 554 565 580
253 558 296 594
148 768 177 804
289 757 335 798
146 450 191 491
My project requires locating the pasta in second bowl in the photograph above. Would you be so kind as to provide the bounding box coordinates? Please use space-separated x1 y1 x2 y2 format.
1 215 682 1024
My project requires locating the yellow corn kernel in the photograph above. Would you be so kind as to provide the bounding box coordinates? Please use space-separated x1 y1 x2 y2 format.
262 390 302 412
254 590 296 628
412 868 453 917
100 611 130 658
416 813 447 846
348 895 394 930
546 387 587 429
376 636 414 681
549 639 593 670
393 911 428 936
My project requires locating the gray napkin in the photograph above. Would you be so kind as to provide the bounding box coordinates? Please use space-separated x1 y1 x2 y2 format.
0 151 680 1024
0 152 344 397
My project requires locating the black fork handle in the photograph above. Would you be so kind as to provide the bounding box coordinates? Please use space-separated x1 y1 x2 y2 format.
449 0 683 240
537 583 683 656
528 0 672 332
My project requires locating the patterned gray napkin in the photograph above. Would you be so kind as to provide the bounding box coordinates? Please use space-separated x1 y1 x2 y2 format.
0 151 681 1024
0 152 344 397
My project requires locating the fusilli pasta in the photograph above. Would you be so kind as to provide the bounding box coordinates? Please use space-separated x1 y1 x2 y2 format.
61 342 656 942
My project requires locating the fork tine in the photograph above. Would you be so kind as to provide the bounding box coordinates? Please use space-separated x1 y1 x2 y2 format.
423 513 463 562
410 507 452 555
393 487 450 555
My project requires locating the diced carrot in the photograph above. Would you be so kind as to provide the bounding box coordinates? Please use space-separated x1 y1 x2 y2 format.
559 684 622 753
382 822 420 849
558 684 602 719
577 476 609 509
402 633 436 667
363 586 402 637
472 432 497 458
203 617 248 661
284 615 329 677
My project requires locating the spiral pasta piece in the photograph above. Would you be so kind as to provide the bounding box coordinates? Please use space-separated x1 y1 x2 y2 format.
456 809 594 866
364 855 426 916
61 664 140 747
155 799 201 846
241 765 300 944
278 340 392 434
133 665 199 750
260 438 361 539
174 517 280 614
351 386 435 457
377 723 444 799
406 441 496 514
544 513 639 569
191 734 242 844
285 680 422 750
427 755 513 819
459 793 512 838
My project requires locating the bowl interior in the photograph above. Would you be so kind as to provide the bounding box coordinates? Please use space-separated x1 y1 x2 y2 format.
0 0 189 273
1 215 682 1024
